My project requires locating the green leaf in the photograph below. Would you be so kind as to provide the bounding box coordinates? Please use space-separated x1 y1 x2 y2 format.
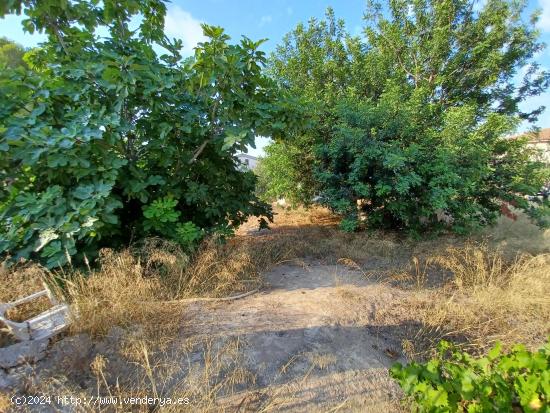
222 130 248 150
488 342 502 360
73 185 94 200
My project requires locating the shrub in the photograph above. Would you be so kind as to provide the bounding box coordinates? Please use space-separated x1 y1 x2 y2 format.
390 339 550 412
318 97 548 234
256 140 316 206
0 0 298 267
268 1 550 234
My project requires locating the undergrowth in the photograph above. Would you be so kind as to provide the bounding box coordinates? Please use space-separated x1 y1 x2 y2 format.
391 339 550 412
0 206 548 412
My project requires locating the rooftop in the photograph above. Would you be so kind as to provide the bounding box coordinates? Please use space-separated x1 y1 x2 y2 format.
514 128 550 143
236 153 258 160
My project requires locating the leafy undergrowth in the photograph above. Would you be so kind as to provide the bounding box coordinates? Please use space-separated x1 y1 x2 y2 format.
391 339 550 413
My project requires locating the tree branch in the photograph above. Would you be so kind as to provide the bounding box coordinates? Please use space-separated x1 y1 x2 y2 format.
188 97 220 164
188 139 209 164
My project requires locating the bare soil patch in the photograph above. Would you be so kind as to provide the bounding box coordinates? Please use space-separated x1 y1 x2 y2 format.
1 205 548 412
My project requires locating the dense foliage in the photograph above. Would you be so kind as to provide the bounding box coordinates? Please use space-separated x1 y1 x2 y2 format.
0 0 296 267
391 339 550 412
0 37 27 69
263 8 354 206
255 140 315 205
267 1 550 233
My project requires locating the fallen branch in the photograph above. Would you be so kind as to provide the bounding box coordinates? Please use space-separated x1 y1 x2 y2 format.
162 288 260 304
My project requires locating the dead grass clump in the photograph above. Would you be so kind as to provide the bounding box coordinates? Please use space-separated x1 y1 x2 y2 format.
180 236 264 297
432 242 532 290
267 205 339 229
63 233 298 336
84 335 257 412
134 238 190 298
406 246 550 355
0 263 48 302
179 234 303 298
239 205 405 266
368 238 550 358
66 248 163 336
306 352 337 370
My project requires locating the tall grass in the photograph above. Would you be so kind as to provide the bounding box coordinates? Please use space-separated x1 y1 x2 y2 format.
400 245 550 358
1 206 548 411
433 242 529 290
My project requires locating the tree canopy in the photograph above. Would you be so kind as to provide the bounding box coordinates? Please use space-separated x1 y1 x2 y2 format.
0 0 299 267
266 0 550 234
0 37 27 69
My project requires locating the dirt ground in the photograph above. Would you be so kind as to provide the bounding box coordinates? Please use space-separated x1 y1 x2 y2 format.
1 206 548 412
1 262 408 412
182 260 407 411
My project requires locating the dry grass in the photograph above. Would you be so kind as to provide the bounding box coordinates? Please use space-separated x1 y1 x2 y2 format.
1 204 549 411
0 263 48 303
65 248 166 337
413 250 550 355
2 206 547 353
240 207 548 358
16 333 280 413
0 392 11 413
367 226 550 358
180 235 293 297
0 263 52 322
63 231 310 338
261 206 550 358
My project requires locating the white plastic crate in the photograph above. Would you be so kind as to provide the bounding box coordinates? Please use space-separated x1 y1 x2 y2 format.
0 289 70 341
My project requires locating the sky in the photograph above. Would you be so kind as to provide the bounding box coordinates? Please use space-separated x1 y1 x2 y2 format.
1 0 550 156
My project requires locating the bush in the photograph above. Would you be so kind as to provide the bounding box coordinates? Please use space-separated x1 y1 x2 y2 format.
317 95 548 234
390 339 550 412
0 1 297 267
268 1 550 234
256 140 316 206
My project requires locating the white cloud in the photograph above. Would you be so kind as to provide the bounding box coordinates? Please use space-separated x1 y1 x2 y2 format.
259 15 272 27
164 6 206 56
539 0 550 31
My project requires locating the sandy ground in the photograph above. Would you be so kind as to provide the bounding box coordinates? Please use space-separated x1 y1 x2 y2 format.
180 261 406 411
0 262 408 412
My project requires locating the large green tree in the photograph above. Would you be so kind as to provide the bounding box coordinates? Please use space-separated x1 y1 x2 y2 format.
265 8 360 204
0 0 296 267
268 0 549 233
0 37 27 69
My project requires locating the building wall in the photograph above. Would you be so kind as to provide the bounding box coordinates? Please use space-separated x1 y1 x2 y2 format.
527 142 550 164
236 154 258 170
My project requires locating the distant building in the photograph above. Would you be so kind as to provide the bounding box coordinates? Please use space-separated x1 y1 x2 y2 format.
512 128 550 164
236 153 258 170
